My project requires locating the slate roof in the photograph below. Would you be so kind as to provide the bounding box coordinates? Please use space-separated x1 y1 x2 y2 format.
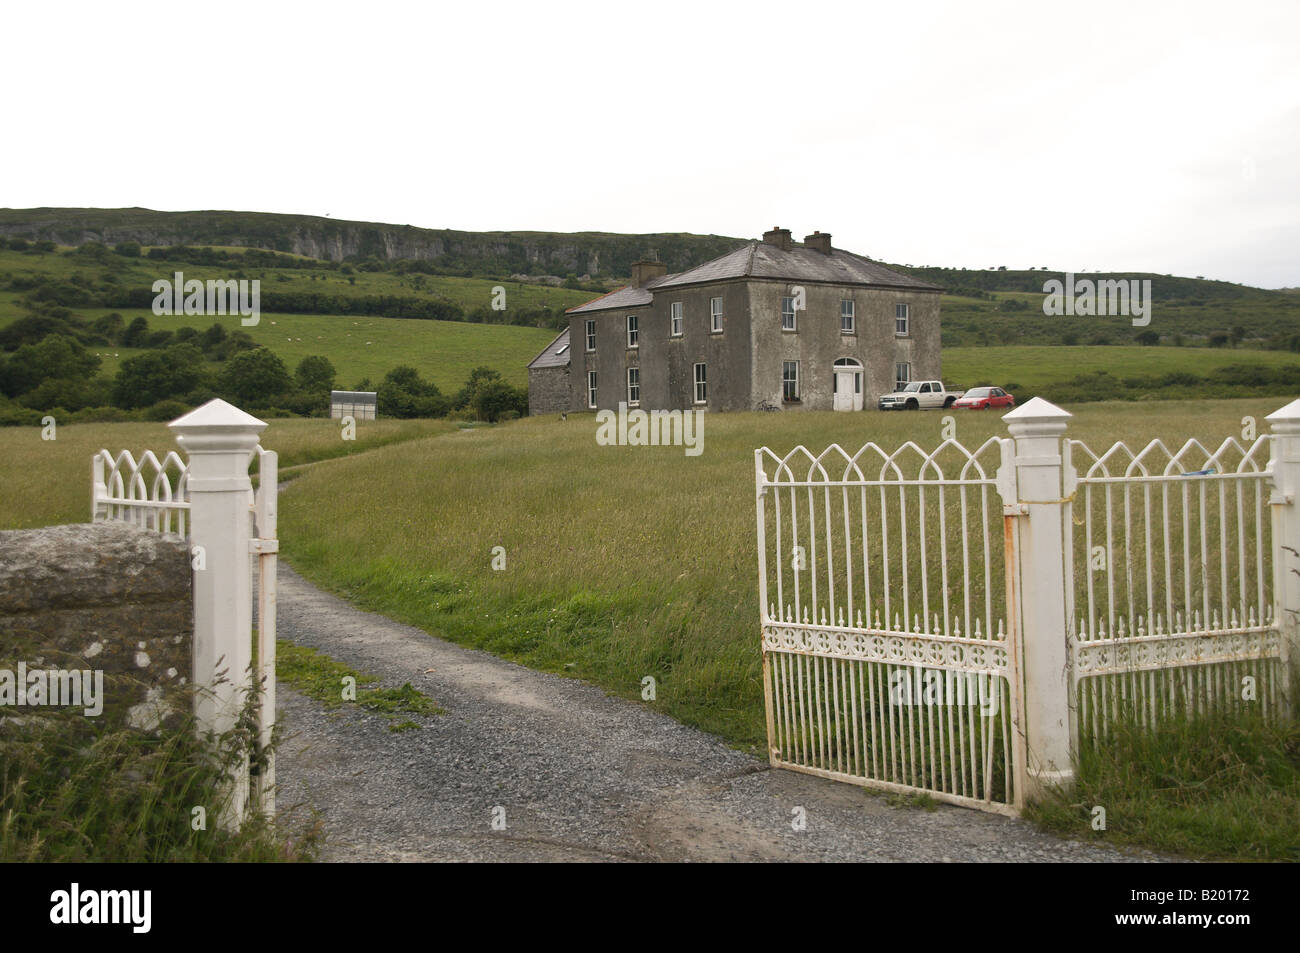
527 327 572 369
565 275 672 314
566 239 940 315
656 242 942 291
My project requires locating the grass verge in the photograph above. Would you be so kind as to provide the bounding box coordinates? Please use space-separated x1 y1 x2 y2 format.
1027 711 1300 861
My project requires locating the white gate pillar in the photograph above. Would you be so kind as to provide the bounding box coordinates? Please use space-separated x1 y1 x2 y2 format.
169 399 267 826
1002 397 1074 800
1266 397 1300 715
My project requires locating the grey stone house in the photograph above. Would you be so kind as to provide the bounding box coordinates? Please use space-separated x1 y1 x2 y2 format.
526 227 942 414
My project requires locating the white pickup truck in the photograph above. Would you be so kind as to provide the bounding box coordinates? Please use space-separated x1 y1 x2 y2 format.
877 380 964 410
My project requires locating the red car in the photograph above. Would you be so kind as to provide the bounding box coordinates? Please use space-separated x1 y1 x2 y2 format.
951 386 1015 410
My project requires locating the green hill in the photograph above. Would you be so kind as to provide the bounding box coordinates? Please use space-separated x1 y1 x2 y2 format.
0 207 749 279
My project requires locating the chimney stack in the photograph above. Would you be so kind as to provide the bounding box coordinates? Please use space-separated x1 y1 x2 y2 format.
630 259 667 287
804 231 832 255
761 226 793 251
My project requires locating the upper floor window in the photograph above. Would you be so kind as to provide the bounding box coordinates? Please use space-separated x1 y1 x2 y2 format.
895 303 910 336
840 299 855 334
626 314 639 348
710 296 723 333
781 296 796 331
585 319 596 352
670 301 684 337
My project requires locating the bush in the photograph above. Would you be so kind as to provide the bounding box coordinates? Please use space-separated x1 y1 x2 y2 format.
142 398 190 422
111 344 206 409
218 347 292 407
66 405 136 424
378 366 449 419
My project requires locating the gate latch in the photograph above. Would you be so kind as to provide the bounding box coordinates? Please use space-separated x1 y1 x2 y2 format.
1003 503 1028 516
250 538 279 554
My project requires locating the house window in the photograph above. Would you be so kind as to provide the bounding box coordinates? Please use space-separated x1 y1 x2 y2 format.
782 361 800 401
895 362 911 391
840 299 855 334
587 370 597 409
627 366 640 406
710 296 723 333
694 363 707 404
626 314 639 348
670 301 683 337
895 303 910 336
781 296 796 331
585 319 596 352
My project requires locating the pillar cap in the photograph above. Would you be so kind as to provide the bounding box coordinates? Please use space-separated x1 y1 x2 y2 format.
1265 397 1300 432
1002 396 1071 434
169 399 267 452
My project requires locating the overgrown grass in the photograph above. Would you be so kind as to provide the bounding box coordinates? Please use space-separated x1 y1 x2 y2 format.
1027 710 1300 861
0 694 319 862
276 641 443 730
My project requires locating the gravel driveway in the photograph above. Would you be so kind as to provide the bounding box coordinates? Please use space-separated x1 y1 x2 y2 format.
273 564 1155 862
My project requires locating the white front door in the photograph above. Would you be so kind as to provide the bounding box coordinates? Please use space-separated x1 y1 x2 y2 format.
833 370 862 411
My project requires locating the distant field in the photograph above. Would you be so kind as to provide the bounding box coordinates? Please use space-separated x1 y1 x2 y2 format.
944 345 1300 393
67 308 558 390
0 417 454 530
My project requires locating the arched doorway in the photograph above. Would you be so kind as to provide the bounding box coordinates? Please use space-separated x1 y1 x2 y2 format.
832 358 863 411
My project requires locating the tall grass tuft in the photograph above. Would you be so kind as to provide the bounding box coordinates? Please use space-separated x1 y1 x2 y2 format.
0 681 319 862
1028 709 1300 861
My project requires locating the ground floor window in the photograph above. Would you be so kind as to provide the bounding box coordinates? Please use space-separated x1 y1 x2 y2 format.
587 370 597 408
895 362 911 391
627 366 640 406
694 363 707 404
782 361 800 401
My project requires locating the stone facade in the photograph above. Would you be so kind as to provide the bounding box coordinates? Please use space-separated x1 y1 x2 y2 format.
0 522 192 727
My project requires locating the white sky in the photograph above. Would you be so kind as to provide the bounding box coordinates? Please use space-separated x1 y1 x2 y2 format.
4 0 1298 287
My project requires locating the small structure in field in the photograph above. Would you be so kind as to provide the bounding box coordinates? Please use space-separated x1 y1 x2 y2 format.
330 390 377 420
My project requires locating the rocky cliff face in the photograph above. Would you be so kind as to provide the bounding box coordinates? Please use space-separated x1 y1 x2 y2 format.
0 208 748 277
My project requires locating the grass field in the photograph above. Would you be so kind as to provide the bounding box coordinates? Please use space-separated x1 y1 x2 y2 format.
0 416 454 529
943 344 1300 393
5 396 1297 857
66 308 558 390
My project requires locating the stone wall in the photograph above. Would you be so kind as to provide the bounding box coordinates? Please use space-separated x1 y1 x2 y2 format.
0 522 191 728
528 365 572 416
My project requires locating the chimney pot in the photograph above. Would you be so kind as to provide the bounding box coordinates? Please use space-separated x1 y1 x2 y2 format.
630 259 667 287
762 227 793 251
803 231 833 255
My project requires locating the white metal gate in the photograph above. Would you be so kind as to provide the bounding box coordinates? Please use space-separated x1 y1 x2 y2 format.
754 437 1026 813
755 401 1299 814
1065 433 1285 738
